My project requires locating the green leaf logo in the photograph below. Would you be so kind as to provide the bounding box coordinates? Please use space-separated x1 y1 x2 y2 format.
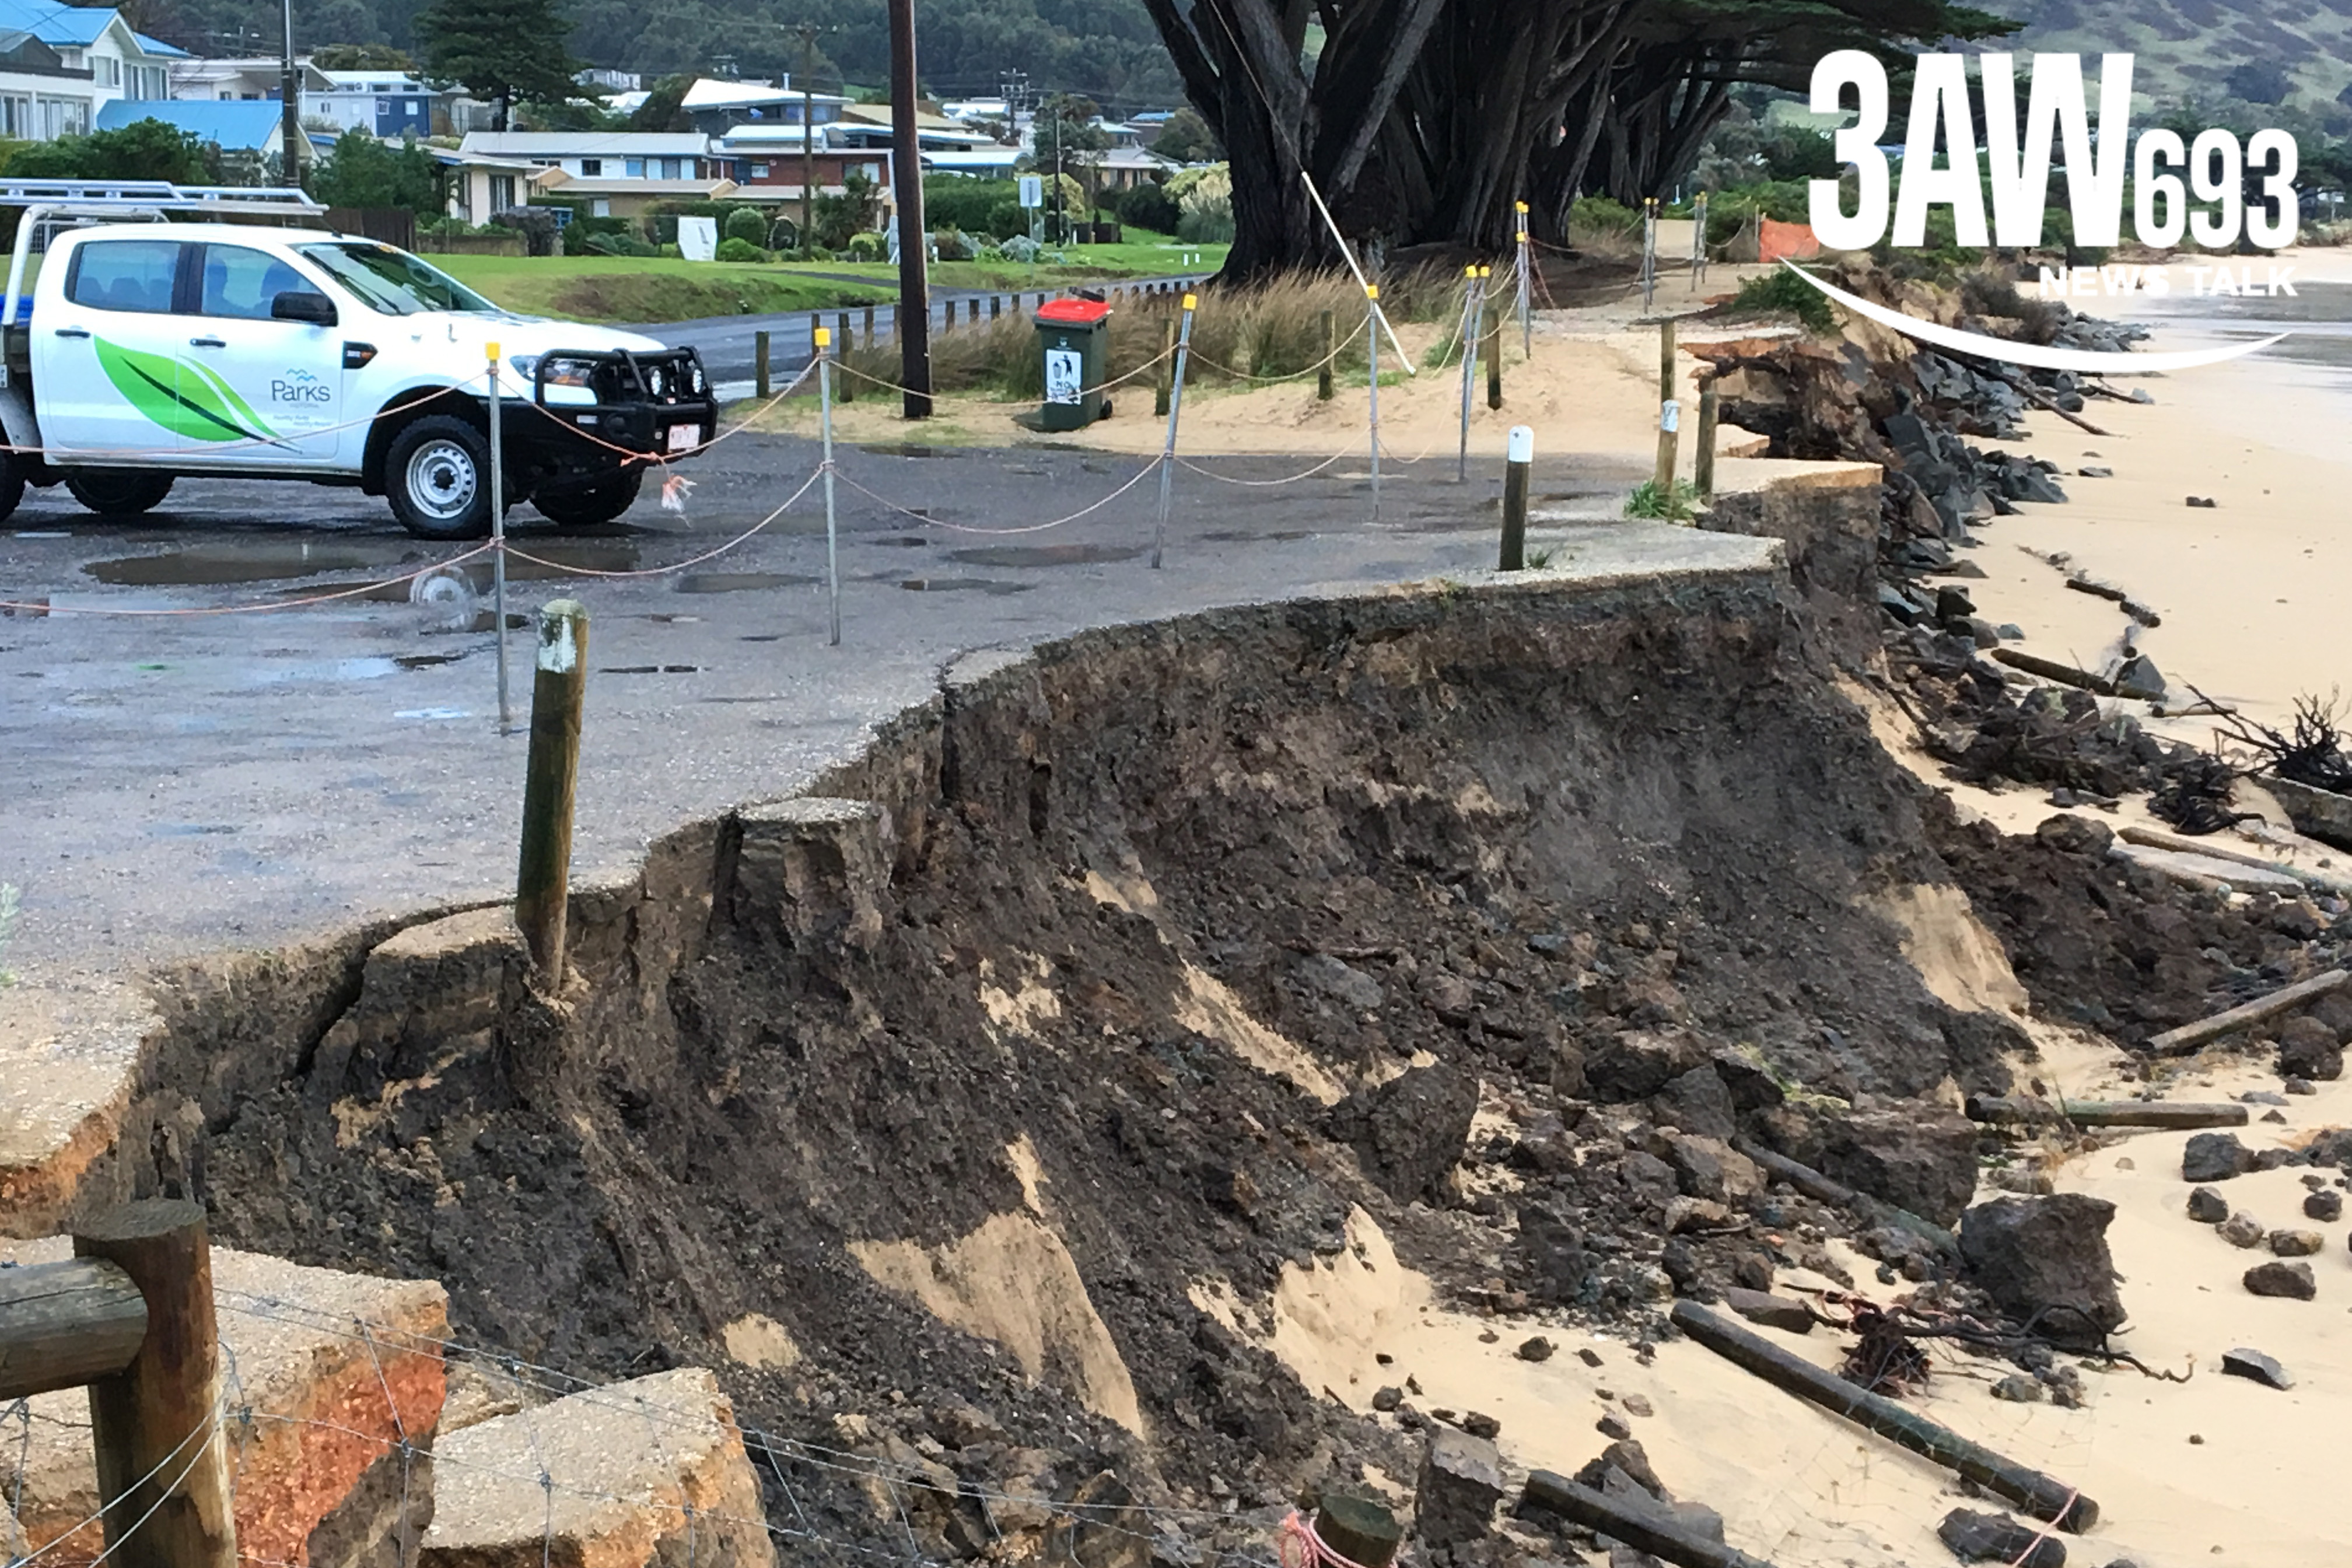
93 336 278 444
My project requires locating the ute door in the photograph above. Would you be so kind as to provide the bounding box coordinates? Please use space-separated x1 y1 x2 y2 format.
31 235 191 460
174 242 346 470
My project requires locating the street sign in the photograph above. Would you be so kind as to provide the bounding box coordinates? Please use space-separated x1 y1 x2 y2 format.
1019 174 1043 209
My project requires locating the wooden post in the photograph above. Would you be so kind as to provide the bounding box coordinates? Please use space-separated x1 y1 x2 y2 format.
1695 377 1718 499
754 329 771 399
863 303 876 345
1318 307 1335 401
74 1200 237 1568
1156 317 1174 417
1730 1138 1957 1256
1499 425 1532 570
1484 271 1503 410
516 600 587 978
837 312 855 404
0 1257 148 1399
888 0 932 418
1654 397 1679 496
1672 1303 2098 1532
1658 315 1676 403
1964 1095 2249 1130
1523 1474 1775 1568
1313 1494 1401 1568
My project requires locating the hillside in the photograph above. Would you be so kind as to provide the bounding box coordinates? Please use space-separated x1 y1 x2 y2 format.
1986 0 2352 109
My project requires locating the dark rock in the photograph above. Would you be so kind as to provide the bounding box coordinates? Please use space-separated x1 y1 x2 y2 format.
1722 1287 1813 1334
1518 1205 1595 1305
1996 622 2025 640
1460 1411 1501 1440
1416 1427 1504 1549
1650 1066 1737 1140
1618 1151 1680 1216
1371 1387 1403 1412
1730 1251 1774 1292
2244 1261 2316 1300
1295 953 1385 1011
2220 1348 2292 1389
2217 1212 2264 1248
1989 1373 2044 1403
1821 1103 1981 1227
2111 655 2165 702
1936 586 1977 621
1958 1195 2125 1347
2182 1132 2252 1184
1577 1348 1603 1368
1516 1336 1554 1363
2304 1189 2342 1222
1527 933 1569 956
2277 1016 2343 1082
2187 495 2217 508
2078 466 2112 478
2269 1229 2323 1257
1620 1394 1653 1418
2186 1186 2230 1223
1938 1508 2064 1567
2036 814 2115 856
1331 1062 1478 1202
1572 1439 1662 1499
1584 1030 1705 1101
1595 1412 1632 1440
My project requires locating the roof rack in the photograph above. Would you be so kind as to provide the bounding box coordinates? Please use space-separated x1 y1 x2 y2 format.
0 180 325 218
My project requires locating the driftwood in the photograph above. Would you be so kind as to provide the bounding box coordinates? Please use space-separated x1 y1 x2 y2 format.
1670 1303 2099 1531
1991 648 2115 695
2118 824 2351 894
2148 970 2352 1056
1521 1472 1778 1568
2000 373 2113 437
1964 1095 2248 1130
1730 1139 1959 1258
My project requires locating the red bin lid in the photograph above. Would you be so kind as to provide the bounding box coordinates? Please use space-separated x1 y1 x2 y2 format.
1037 297 1112 325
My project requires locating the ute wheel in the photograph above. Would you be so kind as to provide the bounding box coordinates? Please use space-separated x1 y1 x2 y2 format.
65 469 174 516
533 467 646 528
385 415 496 539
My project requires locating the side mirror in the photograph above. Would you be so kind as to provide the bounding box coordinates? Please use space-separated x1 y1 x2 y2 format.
271 289 337 326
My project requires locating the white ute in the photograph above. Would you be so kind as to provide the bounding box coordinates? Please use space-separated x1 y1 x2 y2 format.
0 180 716 537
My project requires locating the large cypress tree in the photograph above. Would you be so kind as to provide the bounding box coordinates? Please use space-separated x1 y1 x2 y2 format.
416 0 583 131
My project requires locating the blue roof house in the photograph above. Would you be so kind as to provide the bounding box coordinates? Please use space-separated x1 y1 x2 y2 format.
0 0 180 141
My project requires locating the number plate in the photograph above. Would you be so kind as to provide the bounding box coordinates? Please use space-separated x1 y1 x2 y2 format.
666 424 697 454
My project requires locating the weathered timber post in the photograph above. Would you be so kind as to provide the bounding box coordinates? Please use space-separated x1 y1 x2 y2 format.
1484 267 1503 409
1314 1493 1402 1567
74 1200 237 1568
1318 307 1335 401
516 600 588 977
1499 425 1532 570
754 330 772 399
1695 377 1718 499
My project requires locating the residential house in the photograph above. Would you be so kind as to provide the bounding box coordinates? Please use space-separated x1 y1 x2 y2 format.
167 55 331 105
95 98 306 172
710 123 888 205
453 130 733 217
434 145 539 223
680 75 851 137
0 0 179 139
312 68 447 139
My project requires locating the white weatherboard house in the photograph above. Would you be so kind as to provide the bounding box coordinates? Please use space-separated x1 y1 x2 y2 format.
0 0 181 140
452 131 732 217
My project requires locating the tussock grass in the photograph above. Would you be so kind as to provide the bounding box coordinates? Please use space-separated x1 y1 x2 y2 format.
843 268 1460 400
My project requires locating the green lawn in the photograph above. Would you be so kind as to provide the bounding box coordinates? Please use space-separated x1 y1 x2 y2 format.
433 239 1229 324
432 255 894 323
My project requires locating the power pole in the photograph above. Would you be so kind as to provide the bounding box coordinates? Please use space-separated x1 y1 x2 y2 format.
279 0 300 183
888 0 930 416
797 26 818 252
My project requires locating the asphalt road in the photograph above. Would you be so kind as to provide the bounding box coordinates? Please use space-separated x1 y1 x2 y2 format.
0 428 1681 979
640 274 1210 393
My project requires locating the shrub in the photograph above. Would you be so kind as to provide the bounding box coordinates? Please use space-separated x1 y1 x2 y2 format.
999 234 1041 263
923 176 1018 233
846 231 886 261
723 206 767 246
1117 181 1181 235
933 226 978 260
715 236 765 262
984 200 1028 240
1730 269 1835 332
767 216 799 251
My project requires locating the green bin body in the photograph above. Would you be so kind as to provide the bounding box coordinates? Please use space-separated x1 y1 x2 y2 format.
1035 297 1113 430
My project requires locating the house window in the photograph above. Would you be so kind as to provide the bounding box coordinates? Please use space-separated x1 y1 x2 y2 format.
624 158 644 177
591 198 611 217
93 57 120 88
750 161 768 179
579 158 601 176
374 97 389 113
489 174 516 210
0 97 24 137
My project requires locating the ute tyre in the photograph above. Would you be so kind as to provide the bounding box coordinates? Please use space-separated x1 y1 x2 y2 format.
532 467 645 528
64 469 174 516
0 450 24 526
386 415 496 539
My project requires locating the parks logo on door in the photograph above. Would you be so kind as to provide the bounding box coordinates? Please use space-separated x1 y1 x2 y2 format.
94 337 312 446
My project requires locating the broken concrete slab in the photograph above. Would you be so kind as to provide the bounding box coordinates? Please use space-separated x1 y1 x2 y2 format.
421 1367 774 1568
0 978 160 1238
1416 1426 1504 1549
1 1238 449 1568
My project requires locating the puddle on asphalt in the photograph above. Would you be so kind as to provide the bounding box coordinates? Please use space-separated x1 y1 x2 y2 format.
947 544 1144 569
88 541 397 586
1199 529 1315 543
898 577 1032 595
600 664 701 674
393 652 463 670
245 656 407 684
860 443 954 458
870 535 930 547
675 572 819 593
